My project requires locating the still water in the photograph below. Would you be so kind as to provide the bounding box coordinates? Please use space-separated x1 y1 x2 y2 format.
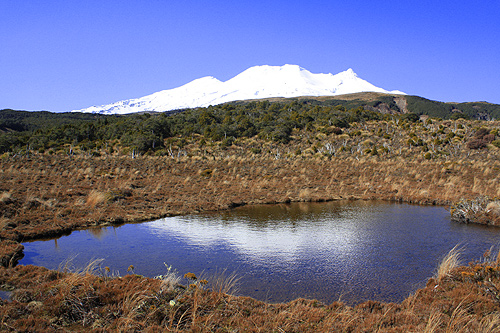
21 201 500 304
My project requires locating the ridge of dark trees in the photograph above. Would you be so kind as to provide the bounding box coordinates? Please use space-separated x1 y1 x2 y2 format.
1 94 499 155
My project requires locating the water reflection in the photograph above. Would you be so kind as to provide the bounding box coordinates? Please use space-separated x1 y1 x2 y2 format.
20 201 500 305
86 227 111 239
146 203 360 265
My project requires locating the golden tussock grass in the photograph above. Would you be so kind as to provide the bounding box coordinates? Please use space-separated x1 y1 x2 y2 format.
424 308 443 333
478 313 500 333
298 188 312 200
436 245 463 283
0 191 12 203
86 190 109 208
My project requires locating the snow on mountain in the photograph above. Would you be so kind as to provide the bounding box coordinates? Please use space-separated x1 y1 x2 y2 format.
73 65 405 114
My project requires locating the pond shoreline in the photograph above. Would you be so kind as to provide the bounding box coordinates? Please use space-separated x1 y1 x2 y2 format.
1 154 500 331
23 201 488 306
1 153 479 266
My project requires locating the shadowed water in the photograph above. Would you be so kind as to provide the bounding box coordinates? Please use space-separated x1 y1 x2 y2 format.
21 201 500 304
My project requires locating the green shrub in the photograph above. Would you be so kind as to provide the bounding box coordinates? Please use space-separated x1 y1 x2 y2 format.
250 148 261 154
221 137 235 148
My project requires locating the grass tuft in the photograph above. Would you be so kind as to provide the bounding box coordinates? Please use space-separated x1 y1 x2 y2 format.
0 191 12 203
436 245 463 282
424 309 442 333
86 190 108 208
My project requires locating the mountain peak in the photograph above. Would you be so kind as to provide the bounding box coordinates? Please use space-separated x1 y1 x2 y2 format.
343 68 357 76
73 65 405 114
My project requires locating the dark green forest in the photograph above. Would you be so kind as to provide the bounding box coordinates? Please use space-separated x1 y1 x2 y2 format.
405 96 500 120
0 101 383 154
1 94 499 155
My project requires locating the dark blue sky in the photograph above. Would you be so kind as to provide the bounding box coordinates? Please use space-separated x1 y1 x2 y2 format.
1 1 499 111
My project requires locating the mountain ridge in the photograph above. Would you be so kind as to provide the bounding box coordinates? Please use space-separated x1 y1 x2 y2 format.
72 65 405 114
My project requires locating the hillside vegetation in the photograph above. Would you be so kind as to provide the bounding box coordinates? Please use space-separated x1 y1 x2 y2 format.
2 94 500 157
1 96 500 331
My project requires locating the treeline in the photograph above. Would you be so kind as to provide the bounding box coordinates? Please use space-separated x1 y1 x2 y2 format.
3 93 499 156
405 96 500 120
233 95 500 120
0 109 107 132
0 101 423 155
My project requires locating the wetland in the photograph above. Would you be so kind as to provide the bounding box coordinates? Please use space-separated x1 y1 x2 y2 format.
21 201 500 305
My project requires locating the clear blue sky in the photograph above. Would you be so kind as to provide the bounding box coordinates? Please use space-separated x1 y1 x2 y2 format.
1 1 499 111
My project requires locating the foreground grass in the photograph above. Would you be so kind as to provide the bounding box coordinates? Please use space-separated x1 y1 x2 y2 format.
1 251 500 332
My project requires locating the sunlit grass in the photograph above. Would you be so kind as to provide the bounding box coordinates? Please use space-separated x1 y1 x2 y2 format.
436 245 463 283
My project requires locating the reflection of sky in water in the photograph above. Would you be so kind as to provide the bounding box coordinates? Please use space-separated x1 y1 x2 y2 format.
146 212 359 265
21 201 500 305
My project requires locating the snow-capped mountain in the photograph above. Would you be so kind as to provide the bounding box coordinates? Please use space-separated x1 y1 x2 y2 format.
73 65 405 114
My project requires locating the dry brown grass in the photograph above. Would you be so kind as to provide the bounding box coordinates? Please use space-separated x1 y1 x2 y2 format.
436 245 463 283
86 190 108 208
478 313 500 333
424 309 443 333
0 256 500 332
0 191 12 203
445 297 474 332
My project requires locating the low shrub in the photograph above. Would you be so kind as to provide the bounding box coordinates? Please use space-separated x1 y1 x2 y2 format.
199 169 213 178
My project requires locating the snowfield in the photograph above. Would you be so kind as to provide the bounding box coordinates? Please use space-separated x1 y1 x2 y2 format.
73 64 405 114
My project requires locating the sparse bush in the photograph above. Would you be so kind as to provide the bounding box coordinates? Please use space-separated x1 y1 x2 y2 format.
474 128 490 138
450 196 495 224
467 138 487 149
401 113 419 122
331 127 343 135
221 137 235 148
332 118 349 128
199 169 213 178
484 134 495 143
491 140 500 148
250 148 261 154
350 130 361 136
